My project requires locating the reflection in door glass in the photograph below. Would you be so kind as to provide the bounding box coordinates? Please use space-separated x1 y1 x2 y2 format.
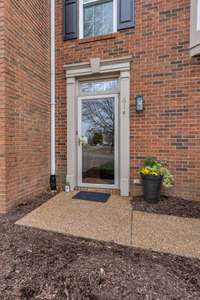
81 97 115 185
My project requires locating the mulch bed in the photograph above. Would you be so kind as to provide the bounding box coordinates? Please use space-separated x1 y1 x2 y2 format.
0 193 200 299
131 195 200 219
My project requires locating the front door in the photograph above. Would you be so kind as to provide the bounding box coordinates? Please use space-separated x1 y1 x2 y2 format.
77 95 119 188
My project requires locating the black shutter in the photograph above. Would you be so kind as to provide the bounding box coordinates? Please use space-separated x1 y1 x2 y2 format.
117 0 134 30
63 0 78 40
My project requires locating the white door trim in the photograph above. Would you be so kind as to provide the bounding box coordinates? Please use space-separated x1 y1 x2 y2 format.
77 94 119 189
65 56 132 196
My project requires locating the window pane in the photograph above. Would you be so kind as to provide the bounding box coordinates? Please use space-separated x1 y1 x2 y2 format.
94 4 104 36
102 1 113 34
81 97 115 185
84 0 113 37
80 79 118 94
83 0 97 4
84 5 93 22
84 21 94 37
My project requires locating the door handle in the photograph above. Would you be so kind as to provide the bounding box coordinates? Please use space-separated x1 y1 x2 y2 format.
78 136 88 146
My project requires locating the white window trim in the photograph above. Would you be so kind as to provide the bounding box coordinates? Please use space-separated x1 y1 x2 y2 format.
79 0 117 39
113 0 117 33
79 0 84 38
197 0 200 31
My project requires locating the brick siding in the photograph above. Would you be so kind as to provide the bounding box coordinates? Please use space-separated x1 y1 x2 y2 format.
0 0 50 212
56 0 200 200
0 0 6 212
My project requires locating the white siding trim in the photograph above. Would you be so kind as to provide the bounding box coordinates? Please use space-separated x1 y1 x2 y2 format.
50 0 56 176
190 0 200 56
197 0 200 31
79 0 84 39
113 0 117 32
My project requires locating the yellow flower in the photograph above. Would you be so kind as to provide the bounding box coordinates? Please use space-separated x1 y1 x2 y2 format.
140 167 160 176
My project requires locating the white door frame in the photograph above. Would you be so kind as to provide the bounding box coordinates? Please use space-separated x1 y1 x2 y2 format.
65 56 132 196
77 94 119 189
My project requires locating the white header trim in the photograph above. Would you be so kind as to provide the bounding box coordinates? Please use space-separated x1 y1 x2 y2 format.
65 56 132 78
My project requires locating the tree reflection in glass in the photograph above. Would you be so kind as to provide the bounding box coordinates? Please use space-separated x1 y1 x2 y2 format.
81 97 115 184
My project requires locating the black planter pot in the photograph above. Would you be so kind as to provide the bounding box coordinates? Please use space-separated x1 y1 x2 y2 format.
141 174 163 203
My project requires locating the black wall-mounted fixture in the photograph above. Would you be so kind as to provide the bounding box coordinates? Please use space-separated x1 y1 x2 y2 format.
50 175 57 191
135 95 144 112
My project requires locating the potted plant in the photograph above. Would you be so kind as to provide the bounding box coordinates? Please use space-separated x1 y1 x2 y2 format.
139 157 174 203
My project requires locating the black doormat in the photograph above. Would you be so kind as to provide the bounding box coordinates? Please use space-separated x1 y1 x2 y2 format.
73 191 110 203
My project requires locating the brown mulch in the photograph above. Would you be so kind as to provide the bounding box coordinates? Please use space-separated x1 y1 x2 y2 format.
131 195 200 219
0 193 200 299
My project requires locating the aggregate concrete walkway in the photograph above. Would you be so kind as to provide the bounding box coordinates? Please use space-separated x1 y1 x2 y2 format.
16 192 200 259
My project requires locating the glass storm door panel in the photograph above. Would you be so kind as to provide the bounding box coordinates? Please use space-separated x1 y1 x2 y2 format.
78 95 118 186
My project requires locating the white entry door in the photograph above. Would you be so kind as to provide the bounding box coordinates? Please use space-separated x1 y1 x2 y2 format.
77 94 119 188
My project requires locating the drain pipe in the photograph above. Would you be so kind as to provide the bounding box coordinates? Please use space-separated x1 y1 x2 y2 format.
50 0 56 191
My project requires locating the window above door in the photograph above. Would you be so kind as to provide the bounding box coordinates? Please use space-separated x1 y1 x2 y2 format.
63 0 135 41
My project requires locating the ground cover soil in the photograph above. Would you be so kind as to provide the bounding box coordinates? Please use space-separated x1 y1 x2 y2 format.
131 195 200 219
0 193 200 299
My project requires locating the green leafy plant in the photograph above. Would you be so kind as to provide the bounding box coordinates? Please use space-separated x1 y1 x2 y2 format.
140 156 174 188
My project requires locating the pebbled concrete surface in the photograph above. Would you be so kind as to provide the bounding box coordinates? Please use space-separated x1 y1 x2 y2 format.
16 192 132 246
16 192 200 259
132 211 200 259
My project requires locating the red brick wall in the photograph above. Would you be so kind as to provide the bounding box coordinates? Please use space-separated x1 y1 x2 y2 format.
56 0 200 201
0 0 51 212
0 1 7 212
